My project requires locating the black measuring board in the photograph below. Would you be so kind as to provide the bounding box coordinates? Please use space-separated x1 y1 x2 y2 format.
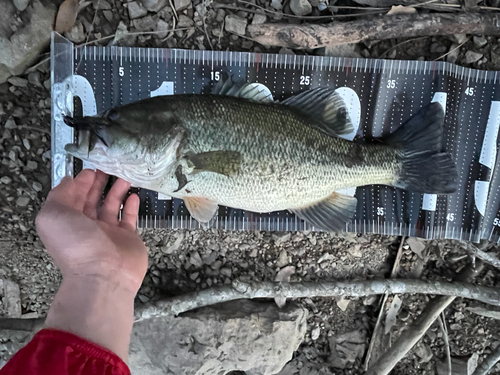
51 34 500 242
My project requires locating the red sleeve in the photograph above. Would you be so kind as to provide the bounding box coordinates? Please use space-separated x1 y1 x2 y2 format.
0 329 130 375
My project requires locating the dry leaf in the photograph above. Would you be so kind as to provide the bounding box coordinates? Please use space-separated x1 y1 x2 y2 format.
55 0 91 33
386 5 417 15
384 295 402 334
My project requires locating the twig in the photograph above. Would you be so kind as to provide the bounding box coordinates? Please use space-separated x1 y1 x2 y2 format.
18 125 51 135
434 37 470 61
379 37 428 59
247 13 500 49
473 344 500 375
135 276 500 321
364 237 406 370
0 318 45 332
463 241 500 270
365 261 485 375
438 312 452 375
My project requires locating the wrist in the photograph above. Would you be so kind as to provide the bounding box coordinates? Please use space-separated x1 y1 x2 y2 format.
45 274 137 362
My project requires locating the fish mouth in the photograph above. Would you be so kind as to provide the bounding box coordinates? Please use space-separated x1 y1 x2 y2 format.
63 115 110 159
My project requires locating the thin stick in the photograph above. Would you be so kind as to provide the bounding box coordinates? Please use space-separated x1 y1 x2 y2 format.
438 312 452 375
213 2 386 19
434 37 470 61
463 241 500 270
473 344 500 375
135 276 500 321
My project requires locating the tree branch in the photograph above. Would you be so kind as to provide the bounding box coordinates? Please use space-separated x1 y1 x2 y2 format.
135 277 500 321
473 344 500 375
365 262 484 375
247 13 500 49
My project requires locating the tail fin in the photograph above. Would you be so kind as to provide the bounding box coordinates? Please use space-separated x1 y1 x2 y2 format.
389 103 458 194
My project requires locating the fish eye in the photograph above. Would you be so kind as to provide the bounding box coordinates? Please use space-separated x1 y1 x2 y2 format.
107 109 119 121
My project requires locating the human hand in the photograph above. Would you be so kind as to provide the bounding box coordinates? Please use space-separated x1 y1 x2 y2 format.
36 169 148 293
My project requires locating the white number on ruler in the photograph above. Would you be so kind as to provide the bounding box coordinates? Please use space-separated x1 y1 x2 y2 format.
377 207 385 216
465 87 474 96
387 80 396 89
119 67 125 77
493 218 500 226
446 213 455 221
300 76 310 85
211 71 220 81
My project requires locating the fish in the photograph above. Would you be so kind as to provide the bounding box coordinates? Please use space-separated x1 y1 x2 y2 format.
63 79 458 232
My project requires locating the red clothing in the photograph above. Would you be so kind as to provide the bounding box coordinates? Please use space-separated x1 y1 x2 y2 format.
0 329 130 375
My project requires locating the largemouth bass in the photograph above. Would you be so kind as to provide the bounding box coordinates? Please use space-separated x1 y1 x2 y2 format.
64 82 457 232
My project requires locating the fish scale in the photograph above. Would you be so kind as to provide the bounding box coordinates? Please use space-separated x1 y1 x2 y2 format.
51 32 500 242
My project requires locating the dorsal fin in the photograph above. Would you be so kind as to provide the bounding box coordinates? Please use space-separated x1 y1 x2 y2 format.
281 89 354 136
212 74 273 103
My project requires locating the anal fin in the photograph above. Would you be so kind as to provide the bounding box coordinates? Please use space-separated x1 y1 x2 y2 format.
291 192 357 232
184 197 219 223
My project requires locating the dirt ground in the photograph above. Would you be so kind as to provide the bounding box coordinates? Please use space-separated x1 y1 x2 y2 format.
1 0 500 374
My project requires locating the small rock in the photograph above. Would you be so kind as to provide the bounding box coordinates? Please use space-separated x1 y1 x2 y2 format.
274 232 291 246
279 47 295 55
220 267 232 277
32 181 43 192
142 0 168 12
156 19 170 38
241 40 253 50
1 176 12 184
174 0 191 11
7 77 28 87
28 71 42 87
414 342 433 363
138 294 149 303
252 13 266 24
66 21 86 44
336 296 350 311
473 36 488 48
22 138 31 150
446 43 460 64
190 272 199 280
26 160 38 170
216 9 225 23
276 250 289 267
128 1 148 19
177 14 194 27
211 260 223 270
465 50 483 64
290 0 312 16
16 196 30 207
317 252 334 264
4 117 16 129
13 0 30 12
348 244 362 258
311 327 321 340
190 251 203 268
1 279 22 318
271 0 282 9
430 42 447 54
324 43 362 58
224 14 247 36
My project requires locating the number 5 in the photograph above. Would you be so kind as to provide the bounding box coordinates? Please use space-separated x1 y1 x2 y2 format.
119 67 125 77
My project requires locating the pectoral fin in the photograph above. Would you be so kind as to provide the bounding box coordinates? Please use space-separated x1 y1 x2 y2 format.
188 151 242 177
184 196 219 223
291 192 357 232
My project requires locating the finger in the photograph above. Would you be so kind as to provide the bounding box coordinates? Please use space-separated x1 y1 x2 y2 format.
45 175 74 206
99 178 131 225
83 170 109 220
71 169 97 211
119 193 140 231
